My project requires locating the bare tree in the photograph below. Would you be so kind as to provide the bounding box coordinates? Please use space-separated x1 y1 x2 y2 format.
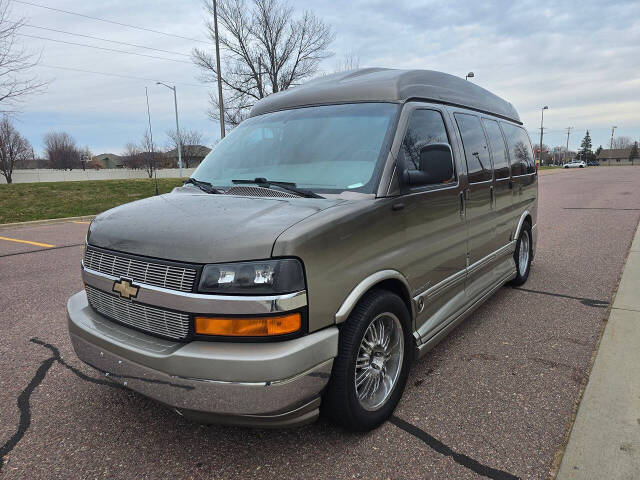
611 136 633 149
122 142 142 169
139 131 157 178
166 128 206 168
0 115 30 183
44 131 81 170
0 0 45 109
193 0 334 128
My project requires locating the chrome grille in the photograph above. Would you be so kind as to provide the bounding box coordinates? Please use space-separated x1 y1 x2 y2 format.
86 286 189 340
83 247 197 293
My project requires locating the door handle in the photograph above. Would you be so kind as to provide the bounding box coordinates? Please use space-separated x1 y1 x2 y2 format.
490 185 494 207
459 191 465 216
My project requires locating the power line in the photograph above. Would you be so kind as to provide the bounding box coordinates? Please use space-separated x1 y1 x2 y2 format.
17 33 194 64
23 23 192 57
39 63 207 88
13 0 211 44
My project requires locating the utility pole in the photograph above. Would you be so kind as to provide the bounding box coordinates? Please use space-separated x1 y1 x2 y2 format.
539 106 548 166
609 126 617 166
565 126 573 164
145 87 159 196
213 0 225 139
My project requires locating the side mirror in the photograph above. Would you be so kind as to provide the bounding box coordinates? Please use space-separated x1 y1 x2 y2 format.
402 143 454 186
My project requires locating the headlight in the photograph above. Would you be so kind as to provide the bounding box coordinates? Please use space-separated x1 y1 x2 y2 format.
198 259 305 294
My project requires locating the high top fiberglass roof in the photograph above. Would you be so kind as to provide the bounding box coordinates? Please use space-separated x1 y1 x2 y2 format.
249 68 521 124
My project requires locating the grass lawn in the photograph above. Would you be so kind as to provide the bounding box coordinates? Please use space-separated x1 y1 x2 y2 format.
0 178 184 224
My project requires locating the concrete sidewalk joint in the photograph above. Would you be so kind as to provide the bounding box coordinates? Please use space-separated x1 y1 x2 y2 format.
556 220 640 479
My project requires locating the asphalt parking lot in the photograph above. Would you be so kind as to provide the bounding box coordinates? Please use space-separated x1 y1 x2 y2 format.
1 167 639 480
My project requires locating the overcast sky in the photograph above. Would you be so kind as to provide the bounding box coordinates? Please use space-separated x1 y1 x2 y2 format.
11 0 640 155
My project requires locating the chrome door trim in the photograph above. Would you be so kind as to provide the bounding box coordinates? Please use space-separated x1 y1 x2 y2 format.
82 267 307 315
412 240 516 308
413 269 465 306
335 270 413 323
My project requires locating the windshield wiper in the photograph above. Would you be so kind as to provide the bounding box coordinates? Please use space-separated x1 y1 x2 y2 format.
231 178 324 199
184 177 221 194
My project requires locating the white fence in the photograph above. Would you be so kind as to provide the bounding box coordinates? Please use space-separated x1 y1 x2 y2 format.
1 168 197 184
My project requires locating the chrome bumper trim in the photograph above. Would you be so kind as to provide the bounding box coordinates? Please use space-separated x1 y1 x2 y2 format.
81 266 307 315
70 333 333 418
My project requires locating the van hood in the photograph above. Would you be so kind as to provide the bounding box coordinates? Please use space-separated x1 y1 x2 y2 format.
87 191 344 263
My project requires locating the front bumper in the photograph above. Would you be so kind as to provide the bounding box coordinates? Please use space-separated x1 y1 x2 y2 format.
67 291 338 427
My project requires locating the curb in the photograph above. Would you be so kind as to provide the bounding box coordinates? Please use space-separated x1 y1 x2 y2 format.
0 215 96 230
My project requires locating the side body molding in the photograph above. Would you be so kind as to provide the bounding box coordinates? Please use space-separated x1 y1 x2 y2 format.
334 270 412 324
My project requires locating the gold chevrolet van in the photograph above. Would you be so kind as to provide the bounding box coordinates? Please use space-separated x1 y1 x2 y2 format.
67 68 537 431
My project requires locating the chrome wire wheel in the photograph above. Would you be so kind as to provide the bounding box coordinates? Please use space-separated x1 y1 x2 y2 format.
518 229 530 274
354 312 404 411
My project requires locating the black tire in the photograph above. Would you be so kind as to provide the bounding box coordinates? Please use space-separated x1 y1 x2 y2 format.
322 289 413 431
510 221 532 286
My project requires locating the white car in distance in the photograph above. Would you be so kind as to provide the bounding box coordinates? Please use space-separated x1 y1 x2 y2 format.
564 160 586 168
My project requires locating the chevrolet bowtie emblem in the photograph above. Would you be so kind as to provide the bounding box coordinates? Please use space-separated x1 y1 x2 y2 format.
112 278 139 300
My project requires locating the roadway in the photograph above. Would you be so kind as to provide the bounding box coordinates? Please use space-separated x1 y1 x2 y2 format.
1 167 639 479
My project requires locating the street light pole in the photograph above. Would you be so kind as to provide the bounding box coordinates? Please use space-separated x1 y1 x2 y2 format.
213 0 225 139
539 106 548 166
157 82 182 177
465 72 474 80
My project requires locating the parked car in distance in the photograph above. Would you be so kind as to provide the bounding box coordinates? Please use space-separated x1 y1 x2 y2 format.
587 161 599 166
564 160 586 168
67 68 538 431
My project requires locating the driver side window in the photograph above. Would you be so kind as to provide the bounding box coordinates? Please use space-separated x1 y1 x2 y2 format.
401 109 454 184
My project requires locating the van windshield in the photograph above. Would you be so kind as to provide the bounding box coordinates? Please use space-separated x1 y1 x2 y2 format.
192 103 400 194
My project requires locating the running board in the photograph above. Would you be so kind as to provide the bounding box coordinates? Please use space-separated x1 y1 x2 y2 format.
415 268 517 359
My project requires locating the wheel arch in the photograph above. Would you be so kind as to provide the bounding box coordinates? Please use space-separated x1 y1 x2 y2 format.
514 210 532 243
334 270 414 325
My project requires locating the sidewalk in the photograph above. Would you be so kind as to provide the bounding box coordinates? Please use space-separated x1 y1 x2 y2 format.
556 223 640 479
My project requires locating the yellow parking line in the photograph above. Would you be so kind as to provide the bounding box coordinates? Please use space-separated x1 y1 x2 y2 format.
0 236 55 248
71 221 91 224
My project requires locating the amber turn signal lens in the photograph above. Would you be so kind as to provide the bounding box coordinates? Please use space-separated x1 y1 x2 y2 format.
194 313 302 336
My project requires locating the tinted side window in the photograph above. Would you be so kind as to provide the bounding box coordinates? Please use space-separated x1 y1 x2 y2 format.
482 119 510 179
454 113 492 183
501 123 535 175
401 109 450 172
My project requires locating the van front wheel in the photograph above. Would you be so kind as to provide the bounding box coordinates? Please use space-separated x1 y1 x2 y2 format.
322 289 412 431
510 222 532 286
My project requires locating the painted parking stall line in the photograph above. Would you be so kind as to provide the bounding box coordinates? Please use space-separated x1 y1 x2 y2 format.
0 236 55 248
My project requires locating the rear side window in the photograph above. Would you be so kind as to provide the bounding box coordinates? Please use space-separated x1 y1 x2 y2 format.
401 109 450 171
482 119 510 179
454 113 492 183
501 123 535 175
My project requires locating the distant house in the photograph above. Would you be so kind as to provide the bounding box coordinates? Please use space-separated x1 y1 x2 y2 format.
164 145 211 168
91 153 123 169
597 148 638 165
